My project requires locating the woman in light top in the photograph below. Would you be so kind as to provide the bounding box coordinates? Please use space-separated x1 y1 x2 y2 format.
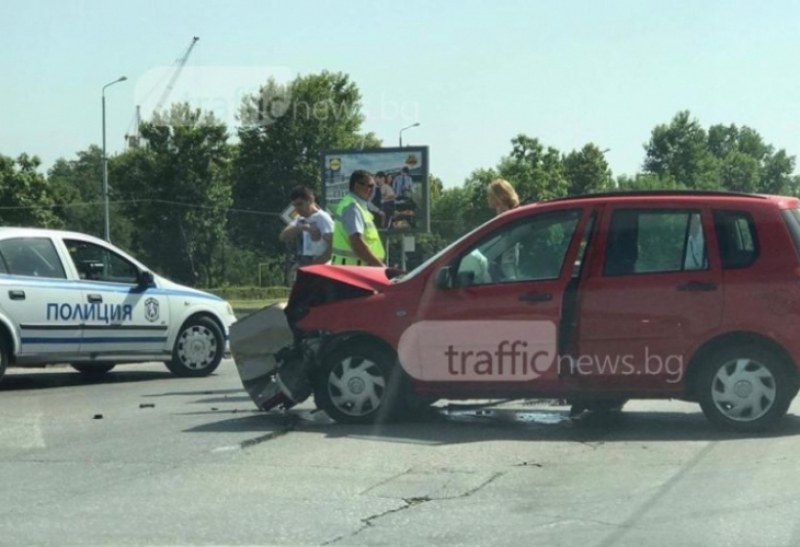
487 178 520 215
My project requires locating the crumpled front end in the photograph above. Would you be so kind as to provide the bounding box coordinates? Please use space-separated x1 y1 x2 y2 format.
230 302 313 410
231 266 382 412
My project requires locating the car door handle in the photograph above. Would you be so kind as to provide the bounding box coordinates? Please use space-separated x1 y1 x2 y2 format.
518 291 553 303
87 293 103 303
677 281 718 292
8 290 25 300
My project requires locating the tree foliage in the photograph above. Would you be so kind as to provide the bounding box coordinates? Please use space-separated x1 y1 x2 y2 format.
113 103 232 286
231 71 379 255
0 154 60 228
48 146 106 239
6 74 800 290
642 110 799 194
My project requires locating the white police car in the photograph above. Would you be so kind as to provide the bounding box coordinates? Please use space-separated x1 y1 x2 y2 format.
0 227 237 382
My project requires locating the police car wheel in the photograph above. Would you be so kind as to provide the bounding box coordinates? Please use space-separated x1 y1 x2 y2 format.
0 334 7 382
71 363 115 377
313 341 404 424
166 316 224 377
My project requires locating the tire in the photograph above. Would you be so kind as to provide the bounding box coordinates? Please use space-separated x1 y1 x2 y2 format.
0 334 8 383
313 341 404 424
71 363 115 377
166 316 224 378
697 345 796 432
586 399 627 412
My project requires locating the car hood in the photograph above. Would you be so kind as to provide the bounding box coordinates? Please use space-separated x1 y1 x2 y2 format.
298 264 391 292
155 276 226 302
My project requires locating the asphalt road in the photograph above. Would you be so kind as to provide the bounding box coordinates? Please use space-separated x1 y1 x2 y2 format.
2 360 800 546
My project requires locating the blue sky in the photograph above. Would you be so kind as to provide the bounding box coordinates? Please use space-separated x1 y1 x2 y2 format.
2 0 800 188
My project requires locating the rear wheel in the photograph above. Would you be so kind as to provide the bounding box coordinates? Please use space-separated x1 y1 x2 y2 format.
0 334 8 383
71 363 115 378
166 316 224 378
697 346 795 432
313 341 404 424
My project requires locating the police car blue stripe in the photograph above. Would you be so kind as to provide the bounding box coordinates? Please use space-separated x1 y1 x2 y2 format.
22 336 168 344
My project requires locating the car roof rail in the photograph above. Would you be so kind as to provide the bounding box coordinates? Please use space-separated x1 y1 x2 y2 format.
543 190 770 203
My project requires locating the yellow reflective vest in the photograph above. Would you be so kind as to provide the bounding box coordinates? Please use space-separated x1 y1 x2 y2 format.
331 194 385 265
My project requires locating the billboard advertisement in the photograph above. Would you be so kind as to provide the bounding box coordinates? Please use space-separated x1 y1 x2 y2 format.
320 146 430 233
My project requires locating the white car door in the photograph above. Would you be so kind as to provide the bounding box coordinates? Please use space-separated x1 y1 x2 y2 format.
61 238 171 358
0 236 83 359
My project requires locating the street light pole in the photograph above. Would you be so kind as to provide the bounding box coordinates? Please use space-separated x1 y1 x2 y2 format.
398 122 420 147
102 76 127 242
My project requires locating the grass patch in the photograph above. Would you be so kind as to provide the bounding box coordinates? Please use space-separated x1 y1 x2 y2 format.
229 298 286 314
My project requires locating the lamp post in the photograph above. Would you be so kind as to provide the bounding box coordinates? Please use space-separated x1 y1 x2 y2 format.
398 122 420 147
102 75 127 242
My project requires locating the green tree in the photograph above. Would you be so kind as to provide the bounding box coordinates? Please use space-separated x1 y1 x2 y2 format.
562 144 613 195
500 134 568 202
428 173 444 203
431 185 477 241
48 146 103 237
231 71 379 255
0 154 60 228
643 110 718 189
113 103 231 286
616 173 686 191
643 111 798 194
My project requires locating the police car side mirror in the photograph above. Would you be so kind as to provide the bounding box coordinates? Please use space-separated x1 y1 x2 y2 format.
435 266 453 290
137 270 155 287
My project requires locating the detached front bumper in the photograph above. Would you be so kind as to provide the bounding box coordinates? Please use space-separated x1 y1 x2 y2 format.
230 302 312 410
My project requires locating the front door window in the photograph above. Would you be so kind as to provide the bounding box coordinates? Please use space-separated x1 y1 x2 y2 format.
456 210 582 286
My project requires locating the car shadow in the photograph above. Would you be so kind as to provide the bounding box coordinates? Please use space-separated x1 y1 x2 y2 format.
142 388 245 398
0 368 174 391
182 402 800 444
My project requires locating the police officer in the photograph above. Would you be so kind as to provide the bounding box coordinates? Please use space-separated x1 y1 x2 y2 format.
331 170 386 266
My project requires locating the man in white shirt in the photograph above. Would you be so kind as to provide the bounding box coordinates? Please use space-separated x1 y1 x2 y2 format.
279 186 334 265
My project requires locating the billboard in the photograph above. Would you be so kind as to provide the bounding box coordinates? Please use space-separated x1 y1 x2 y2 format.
320 146 430 233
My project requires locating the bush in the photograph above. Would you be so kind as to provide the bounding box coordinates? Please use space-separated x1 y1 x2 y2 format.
215 244 290 287
203 286 290 301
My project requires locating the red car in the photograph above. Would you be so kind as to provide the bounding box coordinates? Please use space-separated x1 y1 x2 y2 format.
232 191 800 431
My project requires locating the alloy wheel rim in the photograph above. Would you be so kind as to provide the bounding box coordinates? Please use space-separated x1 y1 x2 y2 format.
178 326 218 370
328 356 386 416
711 358 777 422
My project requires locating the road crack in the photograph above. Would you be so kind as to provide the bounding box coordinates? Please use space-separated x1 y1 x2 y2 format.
324 471 505 545
239 413 299 449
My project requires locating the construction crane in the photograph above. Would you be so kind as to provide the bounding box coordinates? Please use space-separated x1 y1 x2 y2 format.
154 36 199 115
126 36 199 147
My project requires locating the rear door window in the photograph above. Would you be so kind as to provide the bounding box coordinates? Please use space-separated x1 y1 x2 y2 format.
781 208 800 258
604 209 707 276
0 237 67 279
712 210 758 269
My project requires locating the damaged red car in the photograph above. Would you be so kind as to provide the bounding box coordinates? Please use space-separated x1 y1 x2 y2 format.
232 191 800 431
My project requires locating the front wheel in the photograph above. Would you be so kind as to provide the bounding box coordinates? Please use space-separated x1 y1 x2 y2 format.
166 316 224 378
697 346 796 432
0 334 8 383
313 341 404 424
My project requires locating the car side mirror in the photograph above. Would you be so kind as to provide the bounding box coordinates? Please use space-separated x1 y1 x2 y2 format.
137 270 155 287
435 266 453 290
